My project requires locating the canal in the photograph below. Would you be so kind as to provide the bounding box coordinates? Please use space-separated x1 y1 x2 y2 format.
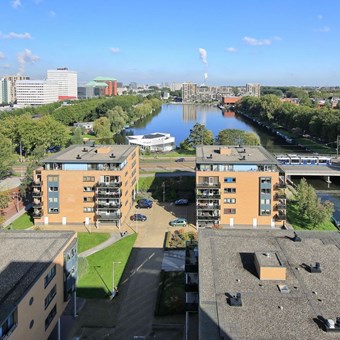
126 104 340 220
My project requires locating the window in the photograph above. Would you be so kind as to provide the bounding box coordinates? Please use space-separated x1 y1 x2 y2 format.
83 176 95 182
132 169 136 177
83 186 93 192
132 160 136 168
83 197 94 202
45 304 57 330
224 177 236 183
260 178 271 184
48 187 58 192
48 208 59 214
48 197 58 203
44 285 56 310
0 312 15 338
224 188 236 194
260 209 271 216
47 176 58 182
260 199 271 205
224 208 236 214
224 198 236 204
261 188 271 194
44 265 56 288
132 151 136 159
83 207 94 212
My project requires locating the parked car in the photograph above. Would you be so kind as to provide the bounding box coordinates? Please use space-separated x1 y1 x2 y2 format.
175 199 189 206
331 216 340 229
169 218 187 227
175 158 185 162
130 214 147 222
137 199 153 209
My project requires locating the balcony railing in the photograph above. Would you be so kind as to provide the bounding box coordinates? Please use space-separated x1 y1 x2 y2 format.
97 181 122 188
275 182 287 189
95 190 121 198
274 203 286 210
33 201 42 208
33 210 43 218
96 203 122 210
197 204 220 210
196 194 221 199
275 213 286 221
32 181 42 187
275 193 286 200
96 213 121 221
197 214 220 220
196 182 220 188
32 190 42 197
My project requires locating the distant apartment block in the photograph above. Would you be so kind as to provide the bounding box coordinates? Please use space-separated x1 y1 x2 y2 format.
2 75 30 103
170 82 182 91
0 78 11 104
197 229 340 339
47 68 78 100
182 82 198 102
0 231 77 340
32 144 139 228
246 83 261 97
77 81 108 99
195 145 286 228
16 80 59 106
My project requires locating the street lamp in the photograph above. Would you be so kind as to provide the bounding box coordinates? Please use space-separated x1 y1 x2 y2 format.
112 261 121 297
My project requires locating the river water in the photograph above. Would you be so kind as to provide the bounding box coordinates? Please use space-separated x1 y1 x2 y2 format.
127 104 340 219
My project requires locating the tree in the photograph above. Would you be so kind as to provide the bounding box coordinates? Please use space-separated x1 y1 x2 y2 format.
216 129 260 145
0 133 15 179
71 127 84 144
0 191 10 209
93 117 113 143
295 178 334 227
181 123 214 149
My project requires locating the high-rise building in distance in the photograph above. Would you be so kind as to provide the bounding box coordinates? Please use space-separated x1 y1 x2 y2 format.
246 83 261 97
47 68 78 100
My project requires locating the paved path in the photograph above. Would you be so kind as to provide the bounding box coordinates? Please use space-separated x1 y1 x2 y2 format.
2 204 32 228
78 232 129 257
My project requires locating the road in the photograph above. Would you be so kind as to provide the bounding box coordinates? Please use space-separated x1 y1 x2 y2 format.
139 157 196 173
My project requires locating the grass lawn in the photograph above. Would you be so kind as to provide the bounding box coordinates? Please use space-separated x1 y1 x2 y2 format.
77 233 137 299
77 232 111 253
8 210 34 230
287 201 337 231
141 149 195 158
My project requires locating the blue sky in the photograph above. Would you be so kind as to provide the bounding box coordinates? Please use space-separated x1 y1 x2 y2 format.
0 0 339 86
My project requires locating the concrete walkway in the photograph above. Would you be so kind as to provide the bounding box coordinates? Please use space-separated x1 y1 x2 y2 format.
2 204 32 228
78 232 130 258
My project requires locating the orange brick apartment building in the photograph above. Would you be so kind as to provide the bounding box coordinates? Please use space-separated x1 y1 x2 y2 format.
196 145 286 228
0 231 77 340
32 144 139 228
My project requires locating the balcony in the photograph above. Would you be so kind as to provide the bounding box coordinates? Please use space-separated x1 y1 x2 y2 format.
33 200 42 208
275 213 286 221
96 213 121 221
95 190 121 198
197 214 220 220
275 192 286 200
275 182 287 189
274 203 286 210
96 203 122 209
32 190 42 197
197 204 220 210
97 181 122 188
32 181 42 188
33 209 43 218
196 182 220 189
196 193 221 199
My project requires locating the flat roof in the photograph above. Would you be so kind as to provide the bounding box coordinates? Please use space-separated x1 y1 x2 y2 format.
196 145 278 165
0 231 75 325
198 229 340 340
42 144 137 164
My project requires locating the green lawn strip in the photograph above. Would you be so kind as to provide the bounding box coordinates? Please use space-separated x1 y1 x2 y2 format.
287 201 337 231
77 233 137 299
155 271 185 316
141 149 195 158
9 210 34 230
77 232 111 253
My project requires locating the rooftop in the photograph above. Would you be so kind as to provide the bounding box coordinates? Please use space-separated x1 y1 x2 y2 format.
198 229 340 340
93 76 117 81
42 144 137 164
0 231 75 325
85 80 108 88
196 145 278 165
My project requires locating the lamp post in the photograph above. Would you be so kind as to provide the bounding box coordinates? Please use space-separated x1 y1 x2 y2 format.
112 261 121 296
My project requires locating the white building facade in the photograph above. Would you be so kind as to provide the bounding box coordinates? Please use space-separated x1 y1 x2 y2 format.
0 78 12 104
47 68 77 100
126 133 176 152
16 80 59 106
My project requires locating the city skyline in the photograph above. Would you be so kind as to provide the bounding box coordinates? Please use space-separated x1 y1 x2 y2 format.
1 0 339 86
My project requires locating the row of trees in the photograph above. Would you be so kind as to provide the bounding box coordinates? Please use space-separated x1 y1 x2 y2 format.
180 123 260 150
236 95 340 144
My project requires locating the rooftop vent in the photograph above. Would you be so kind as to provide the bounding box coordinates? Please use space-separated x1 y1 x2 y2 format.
207 154 213 159
94 149 98 153
317 316 340 333
309 262 321 273
278 284 290 293
110 153 116 158
82 147 88 152
76 154 81 159
227 293 242 307
293 232 301 242
240 155 246 160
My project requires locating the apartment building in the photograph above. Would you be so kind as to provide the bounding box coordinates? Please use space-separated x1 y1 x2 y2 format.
195 145 286 228
182 82 198 102
0 78 11 104
246 83 261 97
0 231 77 340
93 77 117 96
47 68 78 100
32 144 139 228
16 80 59 106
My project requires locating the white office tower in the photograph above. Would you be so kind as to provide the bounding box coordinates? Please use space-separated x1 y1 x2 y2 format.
0 78 12 104
16 80 59 106
47 67 78 100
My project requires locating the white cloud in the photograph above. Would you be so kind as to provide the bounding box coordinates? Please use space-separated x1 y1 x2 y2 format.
48 10 56 18
2 64 10 69
314 26 331 32
0 32 32 39
243 36 273 46
199 48 208 64
11 0 21 8
0 52 5 59
110 47 120 54
226 47 237 53
17 49 39 74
